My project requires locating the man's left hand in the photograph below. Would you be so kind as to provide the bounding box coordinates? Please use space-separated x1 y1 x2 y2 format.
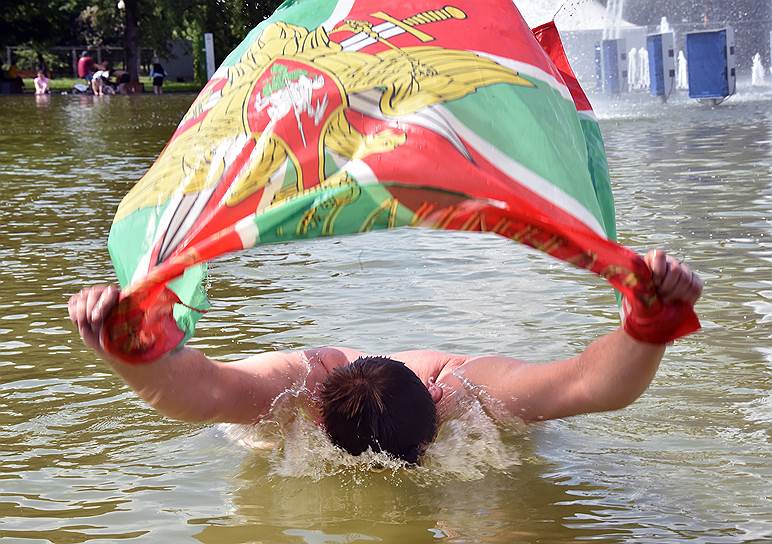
644 249 703 306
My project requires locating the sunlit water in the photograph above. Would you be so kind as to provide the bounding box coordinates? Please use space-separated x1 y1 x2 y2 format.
0 89 770 542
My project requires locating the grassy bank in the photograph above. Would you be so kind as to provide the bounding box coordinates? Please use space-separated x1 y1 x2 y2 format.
29 76 202 94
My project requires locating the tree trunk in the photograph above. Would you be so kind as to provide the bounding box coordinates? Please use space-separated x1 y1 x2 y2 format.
124 0 140 83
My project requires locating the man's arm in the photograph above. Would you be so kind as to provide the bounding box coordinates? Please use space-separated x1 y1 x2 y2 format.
445 330 664 422
68 286 355 424
447 250 703 423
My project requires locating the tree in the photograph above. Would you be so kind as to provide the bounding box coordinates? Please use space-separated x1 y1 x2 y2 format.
169 0 283 82
122 0 140 83
1 0 84 47
1 0 285 80
1 0 87 72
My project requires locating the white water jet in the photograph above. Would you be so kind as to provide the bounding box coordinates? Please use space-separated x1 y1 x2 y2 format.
516 1 636 32
677 50 689 90
603 0 626 39
659 16 671 33
627 48 650 90
751 53 766 86
638 47 650 90
628 48 638 90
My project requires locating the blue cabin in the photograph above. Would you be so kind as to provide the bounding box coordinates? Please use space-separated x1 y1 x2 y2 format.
686 27 736 104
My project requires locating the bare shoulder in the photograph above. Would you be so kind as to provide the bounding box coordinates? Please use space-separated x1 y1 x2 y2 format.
210 346 365 415
292 346 364 392
389 349 469 386
306 346 364 371
218 345 360 383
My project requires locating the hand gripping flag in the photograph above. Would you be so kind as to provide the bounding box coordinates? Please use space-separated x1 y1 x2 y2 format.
103 0 699 362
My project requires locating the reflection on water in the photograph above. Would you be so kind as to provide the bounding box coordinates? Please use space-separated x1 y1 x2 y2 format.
0 92 771 542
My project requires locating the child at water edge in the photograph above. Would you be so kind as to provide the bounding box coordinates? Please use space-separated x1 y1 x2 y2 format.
34 71 49 95
69 250 702 464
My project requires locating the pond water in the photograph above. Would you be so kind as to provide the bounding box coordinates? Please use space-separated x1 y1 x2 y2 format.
0 89 770 543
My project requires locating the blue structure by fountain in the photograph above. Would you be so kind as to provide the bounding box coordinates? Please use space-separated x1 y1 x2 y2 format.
686 27 737 104
646 31 675 100
600 38 627 94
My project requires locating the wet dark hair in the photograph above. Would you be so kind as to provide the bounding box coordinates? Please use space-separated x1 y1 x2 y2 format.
320 356 437 464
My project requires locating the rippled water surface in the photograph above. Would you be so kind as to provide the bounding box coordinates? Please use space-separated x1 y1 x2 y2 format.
0 90 771 543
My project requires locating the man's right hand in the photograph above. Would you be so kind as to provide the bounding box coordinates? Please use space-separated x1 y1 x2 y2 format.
68 285 120 353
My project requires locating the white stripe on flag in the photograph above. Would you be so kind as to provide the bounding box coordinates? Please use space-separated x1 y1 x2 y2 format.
235 215 259 248
349 91 472 160
434 104 607 237
328 151 379 186
349 89 605 237
578 110 598 122
321 0 356 31
256 160 289 212
474 50 574 103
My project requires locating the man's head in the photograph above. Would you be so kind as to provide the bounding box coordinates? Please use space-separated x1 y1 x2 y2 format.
319 356 438 464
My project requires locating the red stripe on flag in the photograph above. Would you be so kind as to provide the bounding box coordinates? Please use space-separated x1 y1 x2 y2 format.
345 109 600 238
170 138 266 256
330 0 562 82
532 21 594 113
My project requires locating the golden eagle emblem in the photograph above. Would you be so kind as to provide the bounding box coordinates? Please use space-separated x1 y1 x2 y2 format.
115 6 533 262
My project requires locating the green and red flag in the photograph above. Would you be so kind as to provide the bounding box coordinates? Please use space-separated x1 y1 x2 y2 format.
104 0 699 362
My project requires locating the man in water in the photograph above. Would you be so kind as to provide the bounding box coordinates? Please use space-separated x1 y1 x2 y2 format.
69 250 702 464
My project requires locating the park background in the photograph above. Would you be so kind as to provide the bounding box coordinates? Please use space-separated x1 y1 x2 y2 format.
2 0 772 92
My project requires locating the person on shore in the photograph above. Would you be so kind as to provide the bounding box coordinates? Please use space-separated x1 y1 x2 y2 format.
34 70 49 95
91 65 115 96
150 60 166 95
91 69 105 96
2 60 24 93
69 250 702 464
115 71 131 95
78 51 95 82
6 62 20 81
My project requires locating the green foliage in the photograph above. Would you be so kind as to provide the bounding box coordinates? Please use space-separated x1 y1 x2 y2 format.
177 0 284 82
2 0 285 73
76 3 125 47
9 47 70 74
1 0 86 48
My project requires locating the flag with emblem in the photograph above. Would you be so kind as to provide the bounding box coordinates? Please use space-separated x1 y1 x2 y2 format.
104 0 698 362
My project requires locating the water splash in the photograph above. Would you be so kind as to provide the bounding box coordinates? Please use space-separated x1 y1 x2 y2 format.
221 397 526 483
422 401 525 480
